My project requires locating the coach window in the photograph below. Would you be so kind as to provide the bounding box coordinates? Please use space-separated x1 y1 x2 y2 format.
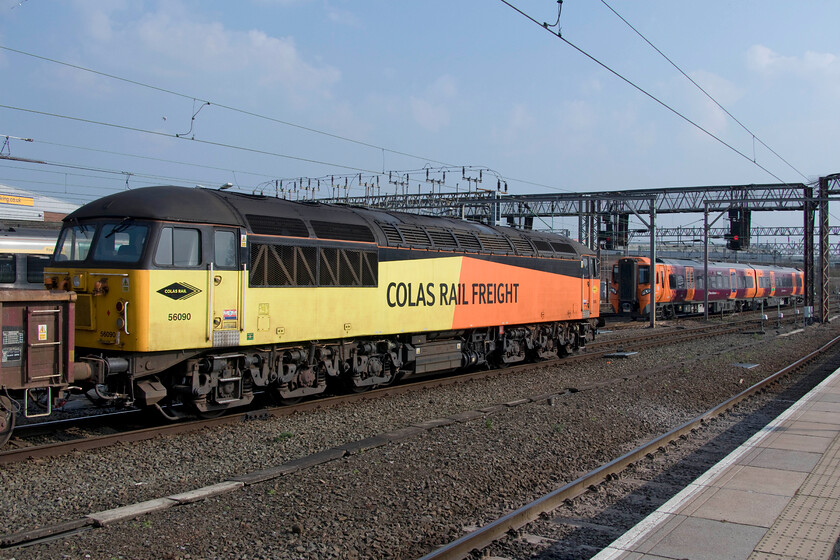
0 254 14 283
214 230 237 269
155 227 201 267
26 255 49 283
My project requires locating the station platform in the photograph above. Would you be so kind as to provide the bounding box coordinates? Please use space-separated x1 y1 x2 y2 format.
593 366 840 560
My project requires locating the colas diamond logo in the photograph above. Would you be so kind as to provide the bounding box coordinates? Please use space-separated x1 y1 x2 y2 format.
157 282 202 300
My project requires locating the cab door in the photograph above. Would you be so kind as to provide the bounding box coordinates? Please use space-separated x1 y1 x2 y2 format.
581 257 594 318
211 228 241 348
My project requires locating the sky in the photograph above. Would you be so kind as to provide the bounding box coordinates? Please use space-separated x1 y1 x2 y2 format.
0 0 838 234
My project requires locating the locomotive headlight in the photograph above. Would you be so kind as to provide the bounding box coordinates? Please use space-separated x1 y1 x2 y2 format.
72 276 81 288
115 300 125 314
115 317 125 329
641 288 651 296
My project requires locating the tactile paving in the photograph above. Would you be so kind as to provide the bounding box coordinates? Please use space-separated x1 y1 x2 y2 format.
764 518 839 543
798 481 840 499
749 425 840 560
753 533 833 560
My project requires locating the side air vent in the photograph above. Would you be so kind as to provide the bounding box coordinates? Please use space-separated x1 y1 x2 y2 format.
246 214 309 238
310 220 375 243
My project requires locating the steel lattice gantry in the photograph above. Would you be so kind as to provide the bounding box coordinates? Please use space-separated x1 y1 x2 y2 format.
319 179 840 323
320 183 809 220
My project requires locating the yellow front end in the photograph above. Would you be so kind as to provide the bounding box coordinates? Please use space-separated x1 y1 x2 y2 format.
47 266 226 353
46 268 148 351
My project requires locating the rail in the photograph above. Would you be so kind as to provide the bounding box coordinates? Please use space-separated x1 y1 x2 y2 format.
417 333 840 560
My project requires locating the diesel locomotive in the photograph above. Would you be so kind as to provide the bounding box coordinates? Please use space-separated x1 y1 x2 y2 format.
609 256 804 319
44 186 600 418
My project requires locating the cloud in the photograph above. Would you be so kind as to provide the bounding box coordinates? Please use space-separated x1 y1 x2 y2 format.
410 75 457 132
67 1 340 102
134 10 340 94
684 70 744 135
747 44 839 79
325 5 360 27
71 0 130 42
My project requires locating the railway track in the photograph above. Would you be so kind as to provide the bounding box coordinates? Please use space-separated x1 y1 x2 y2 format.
0 316 797 465
0 317 835 555
418 332 840 560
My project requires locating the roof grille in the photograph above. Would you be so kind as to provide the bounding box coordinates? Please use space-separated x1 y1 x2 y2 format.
398 225 432 247
532 239 553 253
377 223 403 246
246 214 309 238
551 241 577 255
477 234 513 254
426 228 458 250
311 220 375 243
453 230 482 252
509 237 536 256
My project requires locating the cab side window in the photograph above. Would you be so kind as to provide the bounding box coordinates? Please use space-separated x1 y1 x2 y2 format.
155 227 201 267
214 230 237 269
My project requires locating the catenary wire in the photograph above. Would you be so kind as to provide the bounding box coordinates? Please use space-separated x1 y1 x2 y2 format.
0 45 453 169
599 0 809 182
1 45 576 196
24 137 282 182
496 0 795 187
0 103 380 175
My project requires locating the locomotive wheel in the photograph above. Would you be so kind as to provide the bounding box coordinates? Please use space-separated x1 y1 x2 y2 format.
273 392 303 406
0 395 15 447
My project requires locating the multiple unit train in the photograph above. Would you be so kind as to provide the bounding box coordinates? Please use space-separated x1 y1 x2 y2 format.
35 185 600 420
609 256 804 319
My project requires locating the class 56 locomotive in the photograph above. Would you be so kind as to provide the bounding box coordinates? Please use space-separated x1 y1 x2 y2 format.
40 185 601 422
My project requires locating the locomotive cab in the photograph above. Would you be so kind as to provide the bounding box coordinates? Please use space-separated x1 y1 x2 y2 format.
45 215 251 414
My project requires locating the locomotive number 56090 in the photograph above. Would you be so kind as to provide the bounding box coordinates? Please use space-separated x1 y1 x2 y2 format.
168 313 192 321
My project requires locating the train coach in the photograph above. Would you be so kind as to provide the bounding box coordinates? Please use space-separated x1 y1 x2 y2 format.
609 256 803 319
0 228 57 289
43 186 600 419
